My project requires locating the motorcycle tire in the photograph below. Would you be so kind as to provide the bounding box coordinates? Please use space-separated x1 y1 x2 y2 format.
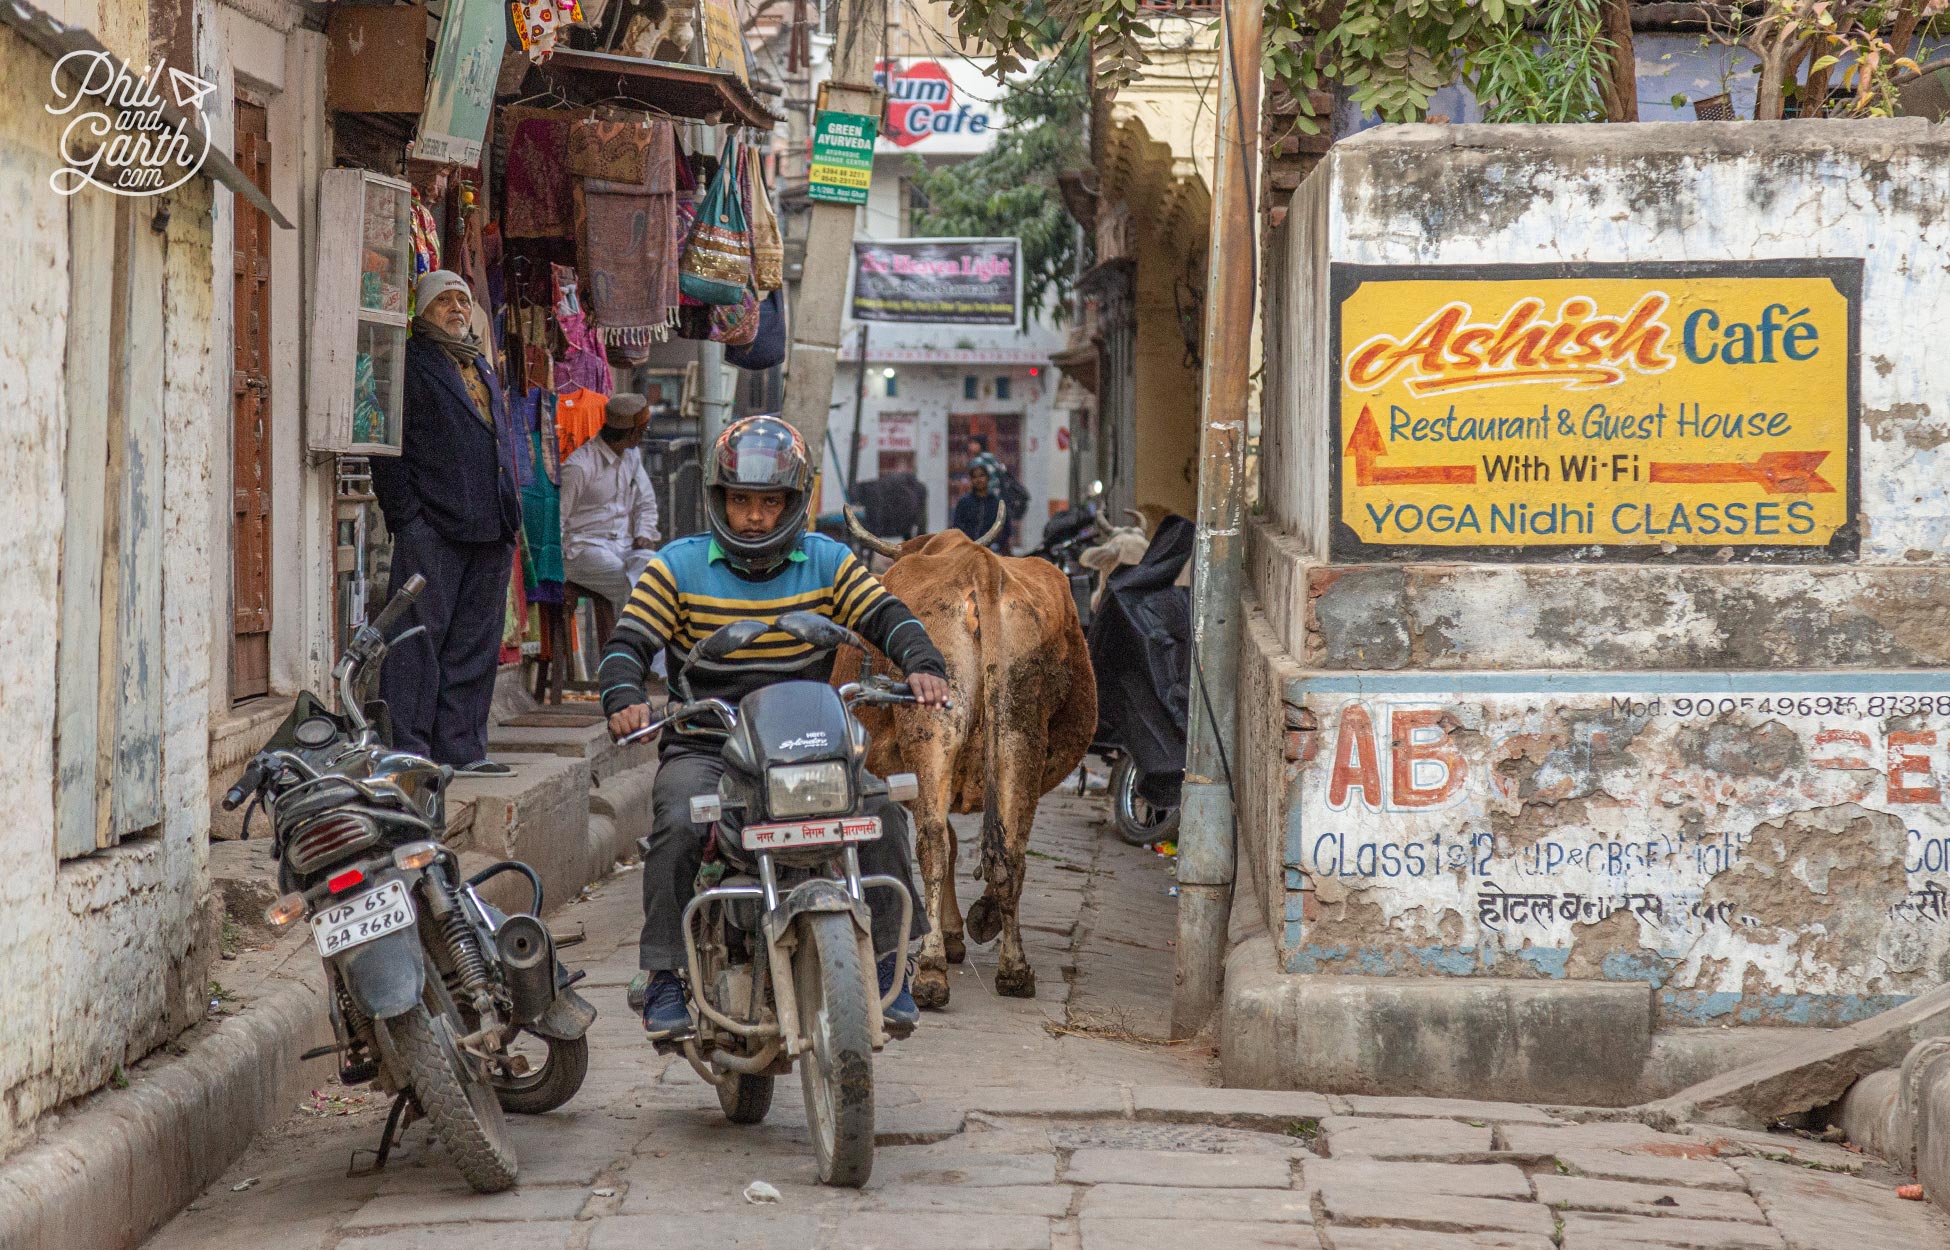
717 1071 776 1124
794 912 875 1187
376 1005 518 1193
1111 755 1180 848
492 1032 589 1116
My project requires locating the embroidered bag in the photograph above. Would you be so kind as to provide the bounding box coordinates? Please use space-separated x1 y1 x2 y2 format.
746 145 783 292
568 117 651 183
679 136 750 305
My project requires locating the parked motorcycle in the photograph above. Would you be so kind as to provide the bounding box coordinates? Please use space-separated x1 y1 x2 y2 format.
1087 516 1194 846
1030 498 1103 629
618 610 927 1187
223 575 596 1193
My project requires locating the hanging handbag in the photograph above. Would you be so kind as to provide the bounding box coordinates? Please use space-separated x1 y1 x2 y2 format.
710 287 761 346
746 145 783 293
726 288 785 371
679 136 751 305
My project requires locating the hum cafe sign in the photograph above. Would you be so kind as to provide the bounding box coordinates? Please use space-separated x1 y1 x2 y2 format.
873 59 1010 155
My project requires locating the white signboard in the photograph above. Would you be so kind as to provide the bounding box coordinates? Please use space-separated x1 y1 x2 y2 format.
873 58 1015 155
879 411 918 452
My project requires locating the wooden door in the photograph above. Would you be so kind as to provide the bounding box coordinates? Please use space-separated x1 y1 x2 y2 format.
231 100 273 699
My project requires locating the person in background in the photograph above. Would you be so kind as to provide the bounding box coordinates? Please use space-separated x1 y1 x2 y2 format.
369 269 522 776
953 463 1011 552
560 392 661 613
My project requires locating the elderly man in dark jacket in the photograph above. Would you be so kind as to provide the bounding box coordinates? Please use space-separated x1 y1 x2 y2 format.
369 269 523 774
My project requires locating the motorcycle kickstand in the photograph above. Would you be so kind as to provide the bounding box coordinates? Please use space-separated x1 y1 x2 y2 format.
347 1090 416 1178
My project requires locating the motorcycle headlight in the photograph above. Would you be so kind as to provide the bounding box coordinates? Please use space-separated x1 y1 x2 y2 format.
766 762 850 818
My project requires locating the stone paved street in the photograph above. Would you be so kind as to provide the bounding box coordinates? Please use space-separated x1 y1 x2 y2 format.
143 794 1950 1250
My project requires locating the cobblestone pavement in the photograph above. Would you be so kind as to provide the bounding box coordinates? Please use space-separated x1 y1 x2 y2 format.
145 793 1950 1250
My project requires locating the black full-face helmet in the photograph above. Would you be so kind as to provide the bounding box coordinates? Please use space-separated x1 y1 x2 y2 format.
704 415 814 575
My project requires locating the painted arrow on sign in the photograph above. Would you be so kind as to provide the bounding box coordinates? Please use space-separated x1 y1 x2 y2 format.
1647 451 1836 494
1346 406 1477 486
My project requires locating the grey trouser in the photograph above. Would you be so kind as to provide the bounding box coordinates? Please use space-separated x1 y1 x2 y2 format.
564 543 654 612
640 743 930 973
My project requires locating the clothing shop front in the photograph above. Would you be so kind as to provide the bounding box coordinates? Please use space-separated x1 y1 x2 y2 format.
312 0 783 692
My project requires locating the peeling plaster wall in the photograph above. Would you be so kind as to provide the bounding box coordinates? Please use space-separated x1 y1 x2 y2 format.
0 18 219 1153
1248 121 1950 1028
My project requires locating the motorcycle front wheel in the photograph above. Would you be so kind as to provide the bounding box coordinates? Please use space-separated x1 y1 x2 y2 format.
375 1005 518 1193
1110 755 1180 847
717 1070 776 1124
493 1031 589 1116
794 912 875 1186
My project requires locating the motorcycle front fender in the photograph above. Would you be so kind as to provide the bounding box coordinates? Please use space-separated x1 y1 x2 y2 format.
332 931 426 1020
762 877 870 948
529 984 598 1041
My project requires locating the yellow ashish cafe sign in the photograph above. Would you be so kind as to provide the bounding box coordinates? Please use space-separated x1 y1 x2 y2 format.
1330 261 1861 562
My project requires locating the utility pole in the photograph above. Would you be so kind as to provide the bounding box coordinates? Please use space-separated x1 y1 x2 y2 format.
780 0 884 470
1171 0 1260 1040
845 322 870 495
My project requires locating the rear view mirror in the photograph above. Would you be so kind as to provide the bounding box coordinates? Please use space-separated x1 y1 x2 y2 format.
691 619 770 665
776 611 863 652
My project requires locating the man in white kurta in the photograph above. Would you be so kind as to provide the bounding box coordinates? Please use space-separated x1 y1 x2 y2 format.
560 393 660 611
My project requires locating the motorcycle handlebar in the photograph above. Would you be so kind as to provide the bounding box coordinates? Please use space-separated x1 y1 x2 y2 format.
221 759 265 811
367 574 426 641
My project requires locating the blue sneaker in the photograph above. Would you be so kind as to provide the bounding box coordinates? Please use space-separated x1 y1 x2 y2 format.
642 970 691 1039
877 953 919 1039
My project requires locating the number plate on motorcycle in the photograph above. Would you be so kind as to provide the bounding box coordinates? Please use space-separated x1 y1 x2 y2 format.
741 816 881 851
312 879 415 958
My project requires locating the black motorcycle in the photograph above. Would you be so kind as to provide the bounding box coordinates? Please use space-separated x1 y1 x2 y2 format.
1087 516 1194 846
1030 499 1102 630
224 576 596 1193
618 610 926 1187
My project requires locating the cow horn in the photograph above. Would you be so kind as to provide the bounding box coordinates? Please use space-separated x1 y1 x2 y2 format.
976 508 1006 549
843 504 905 559
1123 509 1147 530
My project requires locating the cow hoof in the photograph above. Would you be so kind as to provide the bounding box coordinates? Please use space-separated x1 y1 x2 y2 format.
913 968 951 1010
965 896 1002 945
944 933 966 964
994 966 1036 998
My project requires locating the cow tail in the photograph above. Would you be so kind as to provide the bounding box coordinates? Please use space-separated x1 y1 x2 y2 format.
978 554 1008 888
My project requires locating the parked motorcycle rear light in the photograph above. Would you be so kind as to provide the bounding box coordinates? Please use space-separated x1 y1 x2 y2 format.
263 892 307 927
392 841 438 871
286 812 380 874
327 868 365 894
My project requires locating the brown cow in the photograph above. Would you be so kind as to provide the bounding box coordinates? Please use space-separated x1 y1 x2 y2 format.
840 508 1096 1005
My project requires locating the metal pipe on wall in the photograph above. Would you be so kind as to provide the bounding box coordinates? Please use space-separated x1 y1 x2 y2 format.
1171 0 1260 1040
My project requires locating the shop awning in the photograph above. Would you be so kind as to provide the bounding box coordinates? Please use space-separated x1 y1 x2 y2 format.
537 50 781 130
2 0 296 228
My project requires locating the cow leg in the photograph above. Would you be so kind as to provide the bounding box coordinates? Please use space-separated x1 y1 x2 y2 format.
908 754 958 1010
968 728 1042 999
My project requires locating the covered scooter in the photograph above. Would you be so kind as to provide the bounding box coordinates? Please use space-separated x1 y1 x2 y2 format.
1086 514 1193 845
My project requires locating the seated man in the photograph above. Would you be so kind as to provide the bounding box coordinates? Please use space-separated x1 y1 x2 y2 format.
560 392 660 612
598 416 951 1041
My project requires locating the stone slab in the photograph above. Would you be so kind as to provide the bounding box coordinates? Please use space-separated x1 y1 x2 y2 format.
1553 1150 1747 1191
855 1185 1075 1216
1534 1174 1766 1223
1077 1183 1314 1222
1080 1218 1314 1250
1731 1157 1950 1250
873 1146 1060 1188
588 1213 820 1250
1341 1096 1564 1125
1316 1185 1554 1235
1327 1232 1556 1250
342 1186 591 1227
1130 1085 1332 1132
339 1223 581 1250
1320 1116 1495 1160
1306 1160 1531 1199
1065 1148 1296 1189
1500 1122 1690 1156
1559 1213 1786 1249
970 1089 1130 1119
818 1212 1053 1249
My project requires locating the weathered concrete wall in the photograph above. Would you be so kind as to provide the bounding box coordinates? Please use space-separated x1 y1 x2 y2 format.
0 17 220 1153
1238 121 1950 1081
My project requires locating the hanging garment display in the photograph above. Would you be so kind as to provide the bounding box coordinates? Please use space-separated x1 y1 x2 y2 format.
409 188 441 284
551 263 614 395
574 115 678 347
555 384 608 460
504 107 582 239
515 388 565 603
679 136 751 305
746 144 783 293
569 116 652 183
510 0 585 61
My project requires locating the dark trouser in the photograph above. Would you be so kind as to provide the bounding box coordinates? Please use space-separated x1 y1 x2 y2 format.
640 744 930 974
378 521 514 767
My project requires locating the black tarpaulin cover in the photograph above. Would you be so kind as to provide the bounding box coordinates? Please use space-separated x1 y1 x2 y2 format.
1087 514 1193 806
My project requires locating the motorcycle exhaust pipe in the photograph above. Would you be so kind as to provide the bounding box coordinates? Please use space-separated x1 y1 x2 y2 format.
495 914 557 1024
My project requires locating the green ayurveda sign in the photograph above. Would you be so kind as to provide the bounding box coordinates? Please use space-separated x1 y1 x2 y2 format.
808 110 876 206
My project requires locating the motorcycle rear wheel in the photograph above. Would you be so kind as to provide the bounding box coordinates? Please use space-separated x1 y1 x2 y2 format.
376 1005 518 1193
1110 755 1180 847
794 912 875 1187
717 1071 776 1124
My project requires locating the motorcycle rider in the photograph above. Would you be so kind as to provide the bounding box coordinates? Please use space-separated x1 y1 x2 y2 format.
599 416 951 1041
